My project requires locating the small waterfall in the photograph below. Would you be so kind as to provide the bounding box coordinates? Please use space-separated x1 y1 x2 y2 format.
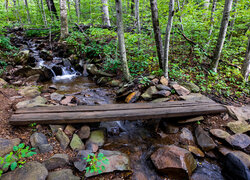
52 66 78 83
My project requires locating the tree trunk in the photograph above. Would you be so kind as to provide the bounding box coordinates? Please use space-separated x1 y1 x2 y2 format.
41 0 48 26
163 0 174 78
24 0 31 23
228 0 238 42
46 0 59 20
149 0 163 69
131 0 134 15
207 0 217 45
75 0 80 23
241 36 250 82
101 0 111 26
13 0 22 23
176 0 184 31
211 0 233 72
60 0 69 39
115 0 131 81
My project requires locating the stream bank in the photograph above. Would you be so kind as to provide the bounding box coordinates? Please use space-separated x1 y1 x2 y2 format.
0 29 249 180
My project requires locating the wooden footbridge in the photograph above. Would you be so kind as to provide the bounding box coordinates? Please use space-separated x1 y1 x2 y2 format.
9 99 227 125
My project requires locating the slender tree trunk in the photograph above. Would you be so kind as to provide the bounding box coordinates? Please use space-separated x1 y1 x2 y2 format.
115 0 131 81
207 0 217 45
211 0 233 72
241 36 250 82
176 0 184 31
135 0 141 49
150 0 163 69
46 0 59 20
41 0 47 26
228 0 238 42
13 0 21 22
163 0 174 78
101 0 111 26
24 0 31 23
75 0 80 23
60 0 69 39
131 0 134 15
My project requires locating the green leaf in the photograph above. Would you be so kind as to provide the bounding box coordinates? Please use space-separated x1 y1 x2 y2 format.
101 165 105 170
18 143 25 149
90 168 94 173
97 161 101 166
98 170 102 174
10 162 17 171
13 146 18 151
85 167 90 172
86 159 91 162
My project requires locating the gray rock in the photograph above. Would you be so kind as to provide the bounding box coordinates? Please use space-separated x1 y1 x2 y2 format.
49 125 65 134
86 64 114 77
50 92 64 102
226 133 250 150
56 128 70 150
180 128 194 144
180 93 214 102
64 125 76 136
43 154 69 171
0 78 8 87
1 161 48 180
77 125 90 139
226 105 250 121
210 129 231 139
151 98 170 103
141 86 158 100
47 169 80 180
156 84 171 91
172 84 190 96
0 138 21 156
15 50 29 65
219 147 250 168
107 80 122 87
16 96 47 109
223 153 250 180
186 145 204 157
18 86 41 98
86 129 105 147
160 76 168 86
85 149 130 177
125 91 141 103
39 49 53 61
179 81 200 93
30 132 53 153
73 150 92 171
151 145 197 179
227 120 250 134
152 90 171 98
195 126 216 151
70 134 85 151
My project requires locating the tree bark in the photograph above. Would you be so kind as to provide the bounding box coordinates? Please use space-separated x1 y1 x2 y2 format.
41 0 48 26
149 0 163 69
60 0 69 39
176 0 184 31
101 0 111 26
228 0 238 42
163 0 174 78
211 0 233 72
241 36 250 81
115 0 131 81
207 0 217 45
75 0 80 23
24 0 31 23
46 0 59 20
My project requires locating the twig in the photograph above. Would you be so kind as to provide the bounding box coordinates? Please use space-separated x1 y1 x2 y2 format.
75 23 91 41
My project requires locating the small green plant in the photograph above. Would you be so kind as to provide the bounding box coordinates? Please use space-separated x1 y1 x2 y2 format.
139 76 151 86
29 123 37 132
84 153 109 174
197 121 201 125
0 143 36 177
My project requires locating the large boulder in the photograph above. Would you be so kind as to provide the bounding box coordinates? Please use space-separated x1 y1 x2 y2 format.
85 150 130 177
151 145 197 179
1 161 48 180
0 138 21 156
195 126 216 151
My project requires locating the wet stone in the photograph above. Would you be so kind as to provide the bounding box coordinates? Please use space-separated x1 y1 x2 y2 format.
151 145 197 179
195 126 216 151
43 154 69 171
226 133 250 150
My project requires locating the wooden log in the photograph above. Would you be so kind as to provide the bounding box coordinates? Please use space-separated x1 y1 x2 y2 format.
10 103 227 125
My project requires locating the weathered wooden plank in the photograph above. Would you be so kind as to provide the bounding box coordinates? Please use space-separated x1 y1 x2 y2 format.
9 104 227 125
15 100 218 114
